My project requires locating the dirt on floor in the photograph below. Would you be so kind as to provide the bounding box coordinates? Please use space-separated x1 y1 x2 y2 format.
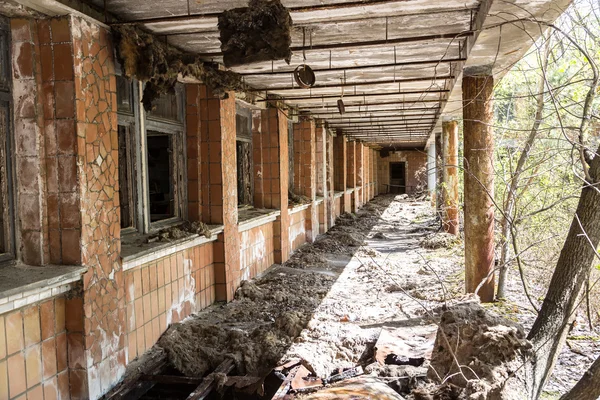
140 195 598 399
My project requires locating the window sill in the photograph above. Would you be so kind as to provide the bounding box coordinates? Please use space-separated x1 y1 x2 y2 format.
0 264 87 314
333 191 344 199
346 188 355 194
121 225 224 271
315 196 324 205
238 210 280 233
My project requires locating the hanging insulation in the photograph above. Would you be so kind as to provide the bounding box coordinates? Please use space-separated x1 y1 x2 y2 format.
218 0 293 68
112 25 246 111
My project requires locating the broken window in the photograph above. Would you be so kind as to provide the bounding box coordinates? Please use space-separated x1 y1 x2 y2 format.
117 70 186 235
236 104 253 206
0 18 14 258
147 130 183 223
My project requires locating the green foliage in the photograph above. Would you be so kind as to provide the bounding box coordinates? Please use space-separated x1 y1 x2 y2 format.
491 0 600 300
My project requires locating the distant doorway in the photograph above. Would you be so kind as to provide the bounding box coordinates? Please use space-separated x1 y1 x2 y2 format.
389 162 406 194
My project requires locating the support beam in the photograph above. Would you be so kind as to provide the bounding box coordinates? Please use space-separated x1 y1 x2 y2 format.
441 119 459 235
194 33 472 58
296 107 440 117
251 76 454 92
462 69 495 303
239 57 466 76
427 142 436 205
295 99 444 109
265 90 448 103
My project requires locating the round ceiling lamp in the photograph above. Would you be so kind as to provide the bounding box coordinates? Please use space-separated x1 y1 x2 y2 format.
294 64 316 88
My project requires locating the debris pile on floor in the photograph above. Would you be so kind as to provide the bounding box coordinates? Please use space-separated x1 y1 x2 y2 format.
415 302 532 400
155 198 392 399
420 232 461 249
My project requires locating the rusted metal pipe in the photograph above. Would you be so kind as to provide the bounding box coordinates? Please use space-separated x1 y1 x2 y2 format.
462 69 495 303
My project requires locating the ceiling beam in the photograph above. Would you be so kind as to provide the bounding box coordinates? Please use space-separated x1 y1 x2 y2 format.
237 57 465 76
279 91 447 104
195 32 472 58
318 115 438 122
111 0 473 25
293 106 440 117
160 9 474 36
295 98 445 109
250 75 454 92
328 116 437 123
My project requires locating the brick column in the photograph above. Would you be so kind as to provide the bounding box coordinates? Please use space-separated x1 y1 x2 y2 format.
199 86 240 302
293 119 318 241
262 108 290 263
11 18 50 266
71 16 123 398
325 130 335 229
334 133 348 214
364 147 370 201
315 124 327 234
185 84 202 222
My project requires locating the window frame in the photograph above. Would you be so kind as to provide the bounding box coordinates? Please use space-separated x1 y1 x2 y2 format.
235 103 253 207
116 73 187 236
0 18 16 261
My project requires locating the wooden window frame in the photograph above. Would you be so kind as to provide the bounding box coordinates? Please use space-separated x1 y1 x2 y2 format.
0 18 15 262
116 74 187 236
235 104 253 207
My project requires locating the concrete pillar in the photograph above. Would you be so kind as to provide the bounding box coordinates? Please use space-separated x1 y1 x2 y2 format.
356 142 363 207
346 141 356 212
463 68 495 302
435 131 443 215
442 119 459 235
427 142 436 203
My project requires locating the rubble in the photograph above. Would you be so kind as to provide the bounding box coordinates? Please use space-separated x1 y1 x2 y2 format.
289 190 312 206
420 232 461 249
147 220 212 243
424 302 533 399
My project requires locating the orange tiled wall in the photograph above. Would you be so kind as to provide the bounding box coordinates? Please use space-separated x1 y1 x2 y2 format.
239 222 275 281
0 294 77 400
289 208 309 252
124 243 214 363
334 197 342 219
318 202 326 234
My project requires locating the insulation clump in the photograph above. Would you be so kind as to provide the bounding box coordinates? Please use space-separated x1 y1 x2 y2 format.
218 0 293 68
112 25 245 111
